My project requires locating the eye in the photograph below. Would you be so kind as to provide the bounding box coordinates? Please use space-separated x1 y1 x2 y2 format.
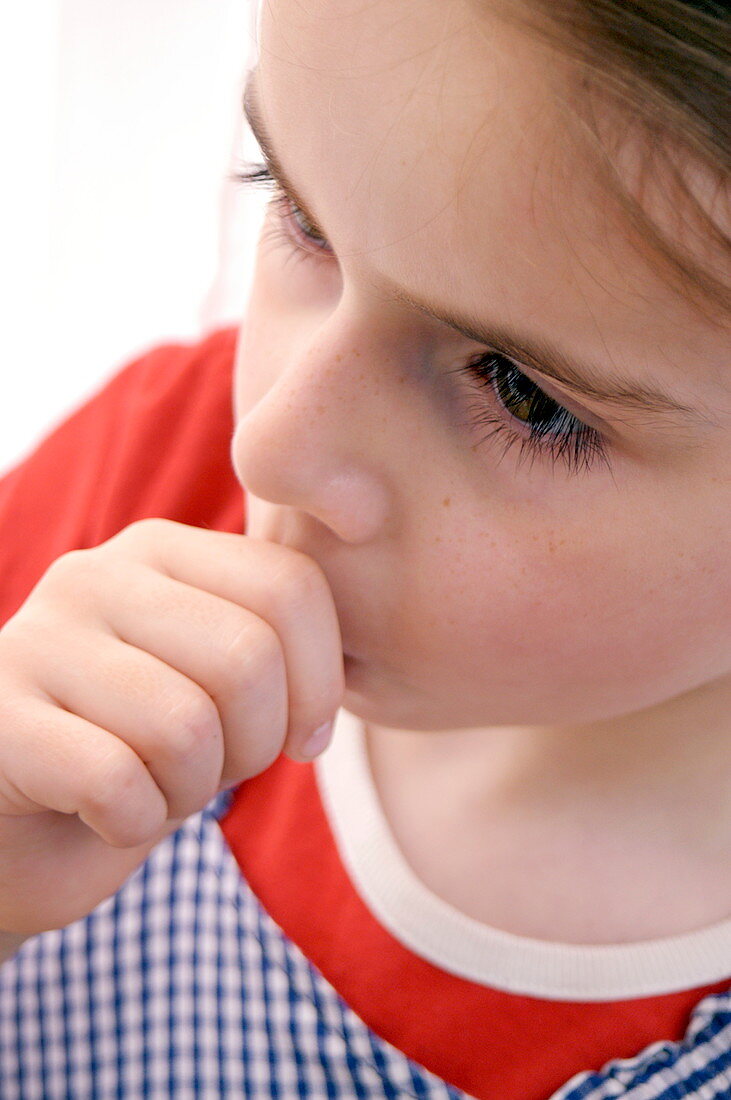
232 161 333 257
455 350 611 476
282 196 331 253
233 160 612 478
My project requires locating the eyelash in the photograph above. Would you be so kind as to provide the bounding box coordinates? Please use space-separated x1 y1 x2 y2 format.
232 159 611 477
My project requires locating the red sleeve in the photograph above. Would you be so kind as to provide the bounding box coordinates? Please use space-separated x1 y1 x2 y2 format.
0 326 244 627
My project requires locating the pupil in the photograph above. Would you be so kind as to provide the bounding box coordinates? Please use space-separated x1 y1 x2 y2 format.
497 364 537 424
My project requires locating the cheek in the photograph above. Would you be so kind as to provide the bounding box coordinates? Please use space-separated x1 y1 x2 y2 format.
399 506 727 726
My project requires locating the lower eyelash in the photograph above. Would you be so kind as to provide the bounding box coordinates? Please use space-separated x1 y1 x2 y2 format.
234 160 611 478
232 160 330 255
258 218 320 272
457 353 611 476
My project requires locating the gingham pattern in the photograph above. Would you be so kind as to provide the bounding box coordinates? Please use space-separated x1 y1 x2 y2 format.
0 792 729 1100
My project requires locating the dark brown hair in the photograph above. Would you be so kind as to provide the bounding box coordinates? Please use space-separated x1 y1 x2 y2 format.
497 0 730 320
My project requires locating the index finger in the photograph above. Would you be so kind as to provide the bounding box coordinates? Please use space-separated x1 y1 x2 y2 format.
106 520 345 758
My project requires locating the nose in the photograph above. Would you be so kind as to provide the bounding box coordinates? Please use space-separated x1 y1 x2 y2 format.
231 304 394 545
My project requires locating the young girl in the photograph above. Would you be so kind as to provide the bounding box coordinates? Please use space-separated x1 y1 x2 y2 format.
0 0 728 1096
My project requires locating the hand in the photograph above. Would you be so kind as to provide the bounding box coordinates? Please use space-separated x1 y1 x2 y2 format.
0 519 344 936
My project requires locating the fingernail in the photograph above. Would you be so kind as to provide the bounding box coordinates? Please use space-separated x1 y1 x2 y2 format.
301 721 334 760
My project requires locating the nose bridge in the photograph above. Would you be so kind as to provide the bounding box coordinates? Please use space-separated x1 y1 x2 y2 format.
233 296 398 543
258 288 409 454
287 293 391 409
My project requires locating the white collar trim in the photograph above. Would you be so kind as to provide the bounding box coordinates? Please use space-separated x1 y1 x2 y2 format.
315 708 731 1002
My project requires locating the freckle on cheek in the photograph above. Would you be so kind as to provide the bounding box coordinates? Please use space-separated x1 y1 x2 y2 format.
442 497 451 508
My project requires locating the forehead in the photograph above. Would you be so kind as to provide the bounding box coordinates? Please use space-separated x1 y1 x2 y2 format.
259 0 553 263
258 0 728 408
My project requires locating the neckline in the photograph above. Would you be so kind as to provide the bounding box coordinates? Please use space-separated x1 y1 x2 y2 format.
315 708 731 1002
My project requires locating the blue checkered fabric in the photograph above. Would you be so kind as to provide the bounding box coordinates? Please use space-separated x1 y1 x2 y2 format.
0 791 730 1100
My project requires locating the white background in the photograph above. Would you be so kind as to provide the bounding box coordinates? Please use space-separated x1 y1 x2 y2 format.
0 0 266 477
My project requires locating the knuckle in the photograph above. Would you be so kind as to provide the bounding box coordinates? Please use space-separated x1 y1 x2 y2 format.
41 548 92 588
34 549 105 610
221 618 282 689
158 689 222 761
109 517 174 553
270 552 330 619
80 749 148 826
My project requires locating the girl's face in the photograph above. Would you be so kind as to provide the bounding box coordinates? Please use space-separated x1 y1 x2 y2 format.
231 0 730 732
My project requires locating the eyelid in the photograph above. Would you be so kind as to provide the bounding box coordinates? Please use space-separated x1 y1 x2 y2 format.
278 193 332 253
259 147 330 244
242 155 614 440
278 183 609 436
511 363 610 433
456 335 608 435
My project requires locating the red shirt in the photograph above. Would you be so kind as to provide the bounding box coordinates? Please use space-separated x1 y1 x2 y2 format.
1 327 728 1100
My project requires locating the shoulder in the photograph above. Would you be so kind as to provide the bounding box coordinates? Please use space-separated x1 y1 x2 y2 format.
112 325 238 416
81 323 243 537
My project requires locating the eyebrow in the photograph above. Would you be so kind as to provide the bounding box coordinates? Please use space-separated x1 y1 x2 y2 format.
242 70 706 424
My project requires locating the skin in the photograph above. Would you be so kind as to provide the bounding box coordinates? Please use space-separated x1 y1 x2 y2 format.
232 1 730 939
0 0 724 954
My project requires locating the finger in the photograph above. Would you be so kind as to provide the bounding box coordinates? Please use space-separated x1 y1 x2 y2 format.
67 562 290 782
118 524 345 744
96 524 343 755
0 695 168 848
7 622 226 819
